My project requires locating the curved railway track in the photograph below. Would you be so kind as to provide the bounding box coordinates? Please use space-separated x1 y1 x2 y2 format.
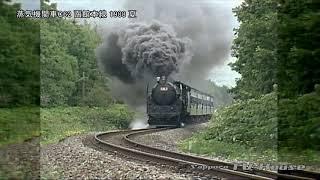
93 127 319 180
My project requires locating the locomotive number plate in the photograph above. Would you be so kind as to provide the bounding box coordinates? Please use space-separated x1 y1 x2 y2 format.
160 87 168 91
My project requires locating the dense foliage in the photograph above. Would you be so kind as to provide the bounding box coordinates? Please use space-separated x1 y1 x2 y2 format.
0 107 39 146
182 0 319 164
40 13 113 107
0 0 132 148
0 0 39 107
41 105 133 144
279 87 320 150
0 6 40 180
196 93 277 151
231 0 320 99
180 98 278 162
228 0 320 154
230 0 278 99
277 0 320 98
181 91 320 164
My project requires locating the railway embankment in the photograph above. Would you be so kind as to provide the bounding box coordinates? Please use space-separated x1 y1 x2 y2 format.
179 92 320 173
41 133 195 179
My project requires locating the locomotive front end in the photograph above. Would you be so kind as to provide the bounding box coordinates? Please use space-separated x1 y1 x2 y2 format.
147 76 182 126
151 76 177 105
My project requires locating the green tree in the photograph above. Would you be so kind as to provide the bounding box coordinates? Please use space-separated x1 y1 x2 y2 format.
40 20 79 106
230 0 278 99
79 81 113 107
40 0 110 107
277 0 320 152
231 0 320 99
277 0 320 98
230 0 320 153
0 0 40 107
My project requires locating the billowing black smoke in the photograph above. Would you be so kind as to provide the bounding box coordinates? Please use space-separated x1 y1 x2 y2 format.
97 33 134 83
98 21 192 83
123 0 234 83
119 22 192 78
96 0 234 106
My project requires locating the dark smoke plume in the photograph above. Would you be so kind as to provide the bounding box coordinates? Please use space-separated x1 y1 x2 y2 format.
97 33 134 83
123 0 234 83
98 21 192 83
97 0 234 106
118 22 192 78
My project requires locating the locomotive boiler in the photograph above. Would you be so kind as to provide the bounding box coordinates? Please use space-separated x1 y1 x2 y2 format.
147 76 214 127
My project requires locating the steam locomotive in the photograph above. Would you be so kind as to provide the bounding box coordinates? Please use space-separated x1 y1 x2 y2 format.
147 76 214 127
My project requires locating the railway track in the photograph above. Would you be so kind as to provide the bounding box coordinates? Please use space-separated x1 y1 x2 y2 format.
93 127 319 180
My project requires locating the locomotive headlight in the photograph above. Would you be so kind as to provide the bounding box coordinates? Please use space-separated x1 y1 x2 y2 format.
160 86 168 91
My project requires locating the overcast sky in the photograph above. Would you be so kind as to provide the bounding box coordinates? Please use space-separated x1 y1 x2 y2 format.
12 0 39 9
16 0 243 87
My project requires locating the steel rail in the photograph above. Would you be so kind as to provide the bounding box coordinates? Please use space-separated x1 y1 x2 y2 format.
94 128 313 179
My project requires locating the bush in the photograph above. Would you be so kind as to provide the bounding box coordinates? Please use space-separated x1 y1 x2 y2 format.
279 90 320 150
180 91 320 164
79 83 113 107
82 104 133 129
0 3 40 107
0 107 39 146
202 93 278 151
40 105 133 145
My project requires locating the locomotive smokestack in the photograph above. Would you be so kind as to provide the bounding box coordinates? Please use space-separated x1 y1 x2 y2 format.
159 76 166 85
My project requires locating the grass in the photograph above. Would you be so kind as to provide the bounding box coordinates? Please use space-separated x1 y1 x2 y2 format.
179 135 278 163
278 148 320 166
180 137 320 165
0 107 40 179
0 107 40 147
179 92 320 166
0 104 134 146
0 105 134 179
40 104 134 145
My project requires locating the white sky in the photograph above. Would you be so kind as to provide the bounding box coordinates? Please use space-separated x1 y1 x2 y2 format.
12 0 39 9
16 0 243 87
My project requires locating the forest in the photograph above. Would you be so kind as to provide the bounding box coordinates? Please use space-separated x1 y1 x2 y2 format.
182 0 319 165
0 0 232 147
0 0 134 147
231 0 320 156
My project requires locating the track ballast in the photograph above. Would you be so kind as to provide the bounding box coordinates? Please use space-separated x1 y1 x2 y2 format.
93 127 319 180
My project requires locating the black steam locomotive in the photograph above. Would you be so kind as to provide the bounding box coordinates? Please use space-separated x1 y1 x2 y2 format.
147 76 214 127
